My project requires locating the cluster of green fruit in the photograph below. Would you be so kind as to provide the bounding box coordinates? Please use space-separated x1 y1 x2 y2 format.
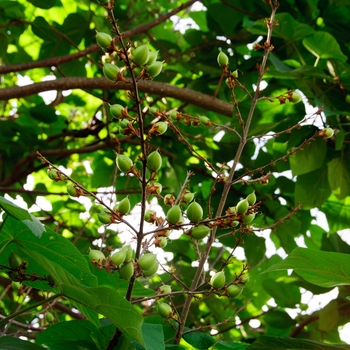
89 248 160 280
210 269 245 298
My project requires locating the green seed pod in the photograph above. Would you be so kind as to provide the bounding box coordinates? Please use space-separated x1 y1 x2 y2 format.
158 302 172 318
291 91 302 103
67 184 78 197
147 51 158 65
227 284 243 298
116 154 133 173
324 127 334 138
159 284 171 294
210 270 226 289
97 209 111 224
147 150 162 172
167 205 181 225
158 237 168 248
96 32 112 49
103 63 119 81
186 201 203 223
111 249 126 267
132 44 149 66
232 69 239 78
48 168 59 181
147 181 162 194
89 249 105 263
183 191 195 203
199 116 210 125
8 252 23 269
142 261 159 277
190 225 210 240
122 245 133 262
236 199 249 214
242 212 255 223
145 209 156 222
12 281 21 291
217 51 229 67
153 121 167 135
147 61 163 77
164 194 175 206
45 311 54 323
119 261 134 280
117 196 131 215
110 104 124 119
138 253 157 270
231 220 240 227
246 191 256 205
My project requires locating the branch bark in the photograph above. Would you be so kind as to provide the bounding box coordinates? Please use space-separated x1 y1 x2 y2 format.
0 77 233 117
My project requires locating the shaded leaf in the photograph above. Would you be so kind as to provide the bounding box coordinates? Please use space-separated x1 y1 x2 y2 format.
328 157 350 200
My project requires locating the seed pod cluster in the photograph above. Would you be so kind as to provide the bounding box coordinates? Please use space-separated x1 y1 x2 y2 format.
138 253 159 278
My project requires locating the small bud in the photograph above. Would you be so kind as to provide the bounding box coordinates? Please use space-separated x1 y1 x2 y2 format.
217 51 229 67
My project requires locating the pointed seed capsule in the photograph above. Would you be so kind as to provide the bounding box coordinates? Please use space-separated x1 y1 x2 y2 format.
167 205 181 225
111 249 126 267
246 191 256 205
119 261 134 280
89 249 105 263
210 270 226 289
242 212 255 223
147 150 162 171
116 154 133 173
8 252 23 270
142 261 159 277
147 51 158 65
103 63 119 81
236 199 249 214
110 104 124 119
117 196 131 215
132 44 149 66
96 32 112 49
138 253 157 271
227 284 243 298
147 61 163 77
217 51 229 67
190 225 210 240
158 302 172 318
186 201 203 223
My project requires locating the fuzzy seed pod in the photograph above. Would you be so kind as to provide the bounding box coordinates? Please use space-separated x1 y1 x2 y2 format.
116 196 131 215
89 249 105 263
96 32 112 49
246 191 256 205
186 201 203 223
210 270 226 289
147 61 163 77
116 155 133 173
132 44 149 66
217 51 229 67
236 199 249 214
147 150 162 172
167 205 181 225
119 261 134 280
138 253 157 271
111 249 126 267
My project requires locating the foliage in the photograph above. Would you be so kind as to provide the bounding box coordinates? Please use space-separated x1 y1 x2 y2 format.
0 0 350 349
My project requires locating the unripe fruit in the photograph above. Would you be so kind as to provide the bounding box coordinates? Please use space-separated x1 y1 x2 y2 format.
147 150 162 172
158 302 172 318
324 127 334 138
138 253 157 270
159 285 171 294
110 104 124 119
246 191 256 205
291 91 302 103
132 44 149 66
147 61 163 77
145 209 156 222
164 194 175 206
142 261 159 277
183 191 195 203
217 51 229 67
227 284 243 298
116 154 133 173
119 261 134 280
103 63 119 81
167 205 181 225
116 196 131 215
210 270 226 289
45 311 54 323
242 212 255 223
153 121 167 135
67 184 78 197
236 199 249 214
199 116 210 125
12 281 21 291
96 32 112 49
228 206 236 214
111 249 126 267
346 94 350 104
122 245 133 262
232 69 239 78
48 168 59 181
186 201 203 223
147 51 158 65
97 209 111 224
89 249 105 263
158 237 168 248
8 252 23 269
147 181 162 194
190 225 210 240
231 220 240 227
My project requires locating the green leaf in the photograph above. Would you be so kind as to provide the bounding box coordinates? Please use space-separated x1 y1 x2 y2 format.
318 300 339 331
141 323 165 350
0 337 46 349
247 336 349 349
262 278 301 308
263 247 350 288
321 195 350 232
303 31 347 61
263 310 295 329
290 137 326 176
30 104 57 123
215 341 249 350
0 196 45 238
328 157 350 199
27 0 56 9
294 167 331 209
183 330 215 349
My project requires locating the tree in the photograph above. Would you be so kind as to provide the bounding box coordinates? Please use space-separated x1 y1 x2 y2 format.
0 0 350 348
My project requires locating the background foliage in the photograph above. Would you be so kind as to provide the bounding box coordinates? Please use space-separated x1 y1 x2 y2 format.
0 0 350 349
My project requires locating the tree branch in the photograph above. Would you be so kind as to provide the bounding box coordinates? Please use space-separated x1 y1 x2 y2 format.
0 0 197 75
0 77 233 117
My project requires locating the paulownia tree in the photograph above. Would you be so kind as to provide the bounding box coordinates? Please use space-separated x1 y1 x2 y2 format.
0 0 350 349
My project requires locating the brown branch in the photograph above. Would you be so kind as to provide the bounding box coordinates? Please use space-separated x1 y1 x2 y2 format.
0 77 233 117
0 0 197 75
